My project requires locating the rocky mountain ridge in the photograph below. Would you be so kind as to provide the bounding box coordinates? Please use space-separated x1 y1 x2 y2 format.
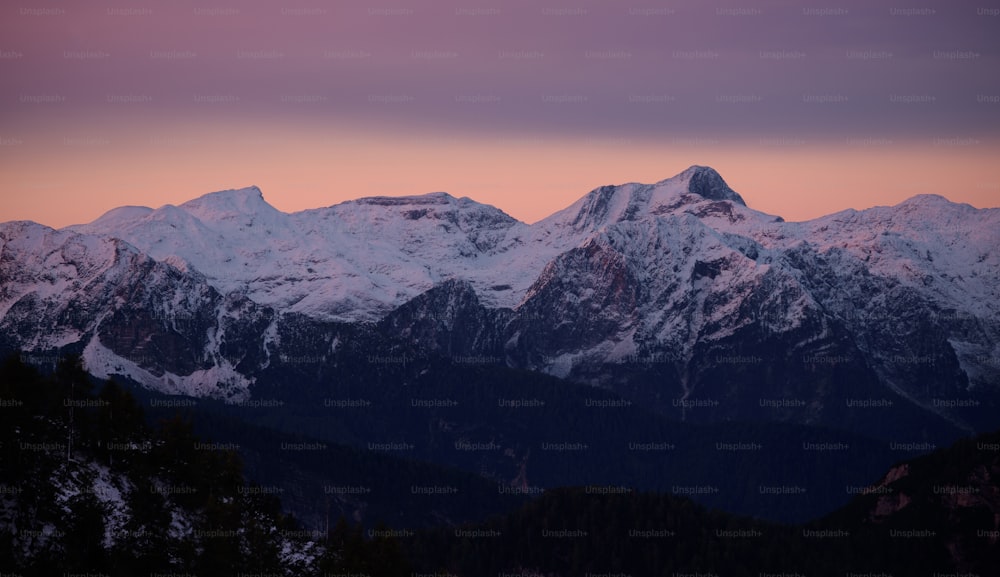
2 166 998 438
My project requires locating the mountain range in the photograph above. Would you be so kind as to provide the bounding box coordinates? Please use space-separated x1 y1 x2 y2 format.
2 165 997 440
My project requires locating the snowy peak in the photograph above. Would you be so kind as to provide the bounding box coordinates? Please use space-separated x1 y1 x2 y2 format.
70 186 281 235
890 194 988 220
543 165 748 232
84 205 155 230
330 191 518 228
177 185 279 223
673 165 746 206
898 193 957 207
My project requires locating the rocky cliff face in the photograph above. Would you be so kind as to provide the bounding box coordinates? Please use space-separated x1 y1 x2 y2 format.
0 222 265 400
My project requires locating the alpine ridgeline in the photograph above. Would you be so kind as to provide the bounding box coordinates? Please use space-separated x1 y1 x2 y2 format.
2 166 998 440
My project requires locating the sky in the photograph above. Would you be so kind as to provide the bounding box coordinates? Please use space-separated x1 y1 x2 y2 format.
1 0 999 228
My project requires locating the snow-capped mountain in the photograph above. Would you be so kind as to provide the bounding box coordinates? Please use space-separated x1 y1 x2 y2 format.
2 166 998 436
59 166 753 323
68 186 526 321
0 220 265 400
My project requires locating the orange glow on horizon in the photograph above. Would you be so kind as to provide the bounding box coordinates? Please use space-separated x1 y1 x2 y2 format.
2 116 998 229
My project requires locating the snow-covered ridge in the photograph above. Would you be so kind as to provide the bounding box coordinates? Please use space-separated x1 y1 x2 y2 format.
66 185 526 320
61 168 745 320
56 166 998 324
3 166 998 422
176 184 279 222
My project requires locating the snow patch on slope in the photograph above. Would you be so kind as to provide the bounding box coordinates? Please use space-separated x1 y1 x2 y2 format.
82 337 252 401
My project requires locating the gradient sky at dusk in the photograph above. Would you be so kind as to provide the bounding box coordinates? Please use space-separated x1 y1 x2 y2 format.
2 0 999 227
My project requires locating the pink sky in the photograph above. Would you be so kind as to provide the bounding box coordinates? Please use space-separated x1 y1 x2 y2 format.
2 0 998 227
2 119 998 227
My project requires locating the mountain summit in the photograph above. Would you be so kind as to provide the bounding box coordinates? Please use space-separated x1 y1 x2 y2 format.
541 165 751 233
675 165 746 205
176 185 279 223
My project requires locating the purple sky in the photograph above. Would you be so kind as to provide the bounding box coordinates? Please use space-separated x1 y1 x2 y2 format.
2 0 999 226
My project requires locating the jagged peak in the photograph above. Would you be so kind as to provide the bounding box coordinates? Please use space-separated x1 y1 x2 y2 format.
546 165 748 231
669 165 747 206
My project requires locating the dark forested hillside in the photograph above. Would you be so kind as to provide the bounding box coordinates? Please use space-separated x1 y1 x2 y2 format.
0 354 409 576
406 432 1000 577
4 353 999 576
